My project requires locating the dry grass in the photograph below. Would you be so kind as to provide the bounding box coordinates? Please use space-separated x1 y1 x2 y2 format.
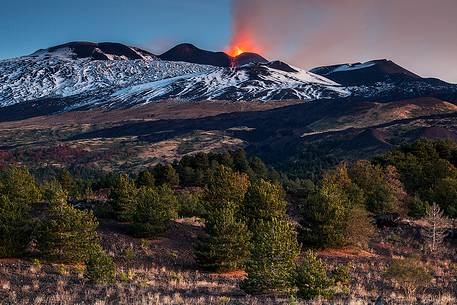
1 217 456 305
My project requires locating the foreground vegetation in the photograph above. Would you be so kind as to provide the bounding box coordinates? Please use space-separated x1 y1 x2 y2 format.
0 140 456 304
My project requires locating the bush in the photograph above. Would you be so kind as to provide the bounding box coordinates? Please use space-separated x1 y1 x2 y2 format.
241 218 299 294
295 251 335 300
130 185 178 237
384 256 433 298
85 248 116 284
0 195 31 257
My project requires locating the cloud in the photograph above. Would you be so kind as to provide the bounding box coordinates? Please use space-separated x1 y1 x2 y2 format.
230 0 457 82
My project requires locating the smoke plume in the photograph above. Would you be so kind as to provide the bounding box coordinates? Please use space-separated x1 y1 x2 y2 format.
230 0 457 82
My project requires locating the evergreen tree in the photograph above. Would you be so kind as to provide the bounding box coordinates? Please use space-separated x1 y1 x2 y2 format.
249 156 269 179
135 170 155 188
1 166 42 205
349 160 406 215
0 195 31 257
241 218 299 294
243 179 288 227
153 164 179 186
109 174 138 222
295 251 336 300
300 164 374 248
131 185 178 237
205 165 249 210
38 181 100 263
85 246 116 284
195 205 252 272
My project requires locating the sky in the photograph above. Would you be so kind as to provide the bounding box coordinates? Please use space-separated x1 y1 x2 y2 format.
1 0 456 82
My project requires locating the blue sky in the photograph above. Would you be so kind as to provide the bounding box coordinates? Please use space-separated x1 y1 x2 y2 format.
1 0 456 82
0 0 231 59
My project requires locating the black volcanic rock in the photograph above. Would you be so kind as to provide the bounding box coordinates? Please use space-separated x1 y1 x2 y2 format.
160 43 231 67
33 41 156 60
159 43 267 67
232 52 268 66
310 59 421 86
263 61 298 73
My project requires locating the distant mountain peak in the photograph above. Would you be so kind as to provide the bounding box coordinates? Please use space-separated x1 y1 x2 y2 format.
159 43 267 67
310 59 421 86
32 41 157 61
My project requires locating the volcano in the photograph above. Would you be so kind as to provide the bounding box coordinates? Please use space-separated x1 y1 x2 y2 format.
310 59 422 86
159 43 267 67
32 41 156 61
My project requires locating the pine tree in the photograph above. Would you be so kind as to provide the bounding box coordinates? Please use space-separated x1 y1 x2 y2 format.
241 218 299 294
205 165 249 210
85 246 116 284
38 181 100 263
422 202 448 253
0 195 31 257
300 164 374 248
136 170 155 188
131 185 178 237
153 164 179 186
1 166 42 206
109 174 138 222
295 251 335 300
243 179 288 227
195 205 252 272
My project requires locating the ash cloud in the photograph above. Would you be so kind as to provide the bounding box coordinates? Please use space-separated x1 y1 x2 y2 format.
230 0 457 83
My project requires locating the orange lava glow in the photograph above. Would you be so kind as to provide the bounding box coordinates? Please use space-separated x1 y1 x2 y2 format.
227 46 245 57
226 33 261 57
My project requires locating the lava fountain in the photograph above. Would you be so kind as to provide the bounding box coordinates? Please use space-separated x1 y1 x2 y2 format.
226 31 261 57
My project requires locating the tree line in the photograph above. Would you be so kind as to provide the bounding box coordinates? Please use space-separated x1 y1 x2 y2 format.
0 140 455 299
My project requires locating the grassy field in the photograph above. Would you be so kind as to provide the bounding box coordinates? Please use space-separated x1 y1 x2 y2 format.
1 216 455 305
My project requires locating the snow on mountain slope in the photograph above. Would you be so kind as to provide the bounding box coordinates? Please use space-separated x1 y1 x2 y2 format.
0 51 215 107
0 46 349 111
110 62 350 103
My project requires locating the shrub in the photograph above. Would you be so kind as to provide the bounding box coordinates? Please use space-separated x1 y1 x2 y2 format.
344 205 375 249
295 251 335 300
85 248 116 284
131 185 178 237
384 256 433 299
109 174 138 222
241 218 299 294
